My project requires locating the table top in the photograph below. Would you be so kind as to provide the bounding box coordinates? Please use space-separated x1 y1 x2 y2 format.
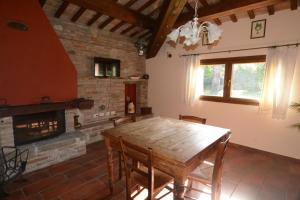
102 116 231 165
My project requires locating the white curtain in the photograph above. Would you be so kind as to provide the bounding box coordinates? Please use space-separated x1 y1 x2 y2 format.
259 46 299 119
184 55 204 106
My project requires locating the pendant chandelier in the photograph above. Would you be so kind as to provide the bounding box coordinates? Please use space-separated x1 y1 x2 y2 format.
167 0 222 47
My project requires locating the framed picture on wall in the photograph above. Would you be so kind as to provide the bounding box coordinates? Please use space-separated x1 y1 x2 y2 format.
250 19 266 39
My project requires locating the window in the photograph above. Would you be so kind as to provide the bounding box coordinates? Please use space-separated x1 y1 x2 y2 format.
200 55 266 105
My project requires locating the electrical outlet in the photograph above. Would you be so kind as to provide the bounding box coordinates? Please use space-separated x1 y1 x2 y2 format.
105 112 110 116
93 113 99 118
99 112 105 117
111 111 116 115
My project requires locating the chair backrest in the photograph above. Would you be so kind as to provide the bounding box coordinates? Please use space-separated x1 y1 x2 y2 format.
119 138 154 200
179 115 207 124
211 134 231 200
113 115 136 127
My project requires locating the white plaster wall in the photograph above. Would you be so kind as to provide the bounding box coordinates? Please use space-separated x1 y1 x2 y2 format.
146 9 300 159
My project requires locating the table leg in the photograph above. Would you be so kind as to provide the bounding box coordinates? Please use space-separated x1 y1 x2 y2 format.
104 137 114 195
174 178 186 200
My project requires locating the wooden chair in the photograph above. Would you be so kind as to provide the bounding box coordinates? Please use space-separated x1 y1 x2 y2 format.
113 115 136 180
185 135 231 200
179 115 207 124
119 138 173 200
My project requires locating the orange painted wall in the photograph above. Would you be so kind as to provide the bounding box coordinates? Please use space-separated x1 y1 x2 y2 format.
0 0 77 106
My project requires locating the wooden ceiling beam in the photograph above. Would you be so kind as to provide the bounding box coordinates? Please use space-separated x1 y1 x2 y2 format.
147 0 187 58
186 2 194 12
65 0 155 29
71 7 86 22
120 25 135 34
110 21 126 32
110 0 157 32
290 0 297 10
175 0 288 27
201 0 223 25
148 5 161 17
55 1 69 18
86 13 102 26
130 29 143 37
200 0 209 7
267 5 275 15
247 10 255 19
98 17 114 29
138 0 157 12
230 14 238 22
138 31 151 39
214 18 222 25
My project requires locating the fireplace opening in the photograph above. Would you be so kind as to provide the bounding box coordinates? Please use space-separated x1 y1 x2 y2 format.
13 110 66 146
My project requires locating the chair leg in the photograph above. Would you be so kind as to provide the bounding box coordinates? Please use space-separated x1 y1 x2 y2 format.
118 151 122 180
0 185 8 198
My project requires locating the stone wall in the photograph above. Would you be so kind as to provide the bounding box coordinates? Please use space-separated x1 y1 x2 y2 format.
43 5 148 126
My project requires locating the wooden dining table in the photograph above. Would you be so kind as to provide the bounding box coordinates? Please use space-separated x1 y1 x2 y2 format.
102 116 231 200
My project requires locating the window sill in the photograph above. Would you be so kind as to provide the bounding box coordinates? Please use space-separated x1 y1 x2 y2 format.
199 96 259 106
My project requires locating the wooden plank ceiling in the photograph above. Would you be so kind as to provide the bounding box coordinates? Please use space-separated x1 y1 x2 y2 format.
40 0 297 58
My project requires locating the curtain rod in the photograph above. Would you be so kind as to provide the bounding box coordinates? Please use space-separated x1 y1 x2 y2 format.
180 42 300 57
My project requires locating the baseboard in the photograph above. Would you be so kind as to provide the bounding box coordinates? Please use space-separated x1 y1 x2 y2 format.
228 142 300 163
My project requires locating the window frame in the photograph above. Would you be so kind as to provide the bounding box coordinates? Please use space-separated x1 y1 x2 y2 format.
199 55 266 106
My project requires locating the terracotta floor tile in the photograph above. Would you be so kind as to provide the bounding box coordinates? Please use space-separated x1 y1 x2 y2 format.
22 174 66 195
60 179 105 200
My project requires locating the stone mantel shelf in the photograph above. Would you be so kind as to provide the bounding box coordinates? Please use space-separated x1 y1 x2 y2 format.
0 98 94 118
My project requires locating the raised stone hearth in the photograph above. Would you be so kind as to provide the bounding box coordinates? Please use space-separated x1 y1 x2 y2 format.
0 108 107 173
21 131 86 173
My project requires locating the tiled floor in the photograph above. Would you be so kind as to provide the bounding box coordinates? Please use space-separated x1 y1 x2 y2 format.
4 141 300 200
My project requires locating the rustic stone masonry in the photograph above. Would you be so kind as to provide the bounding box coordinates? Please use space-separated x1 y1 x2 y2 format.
0 117 14 147
43 3 148 131
21 132 86 173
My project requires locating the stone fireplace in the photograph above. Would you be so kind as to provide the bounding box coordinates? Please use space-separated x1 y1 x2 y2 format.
0 100 95 173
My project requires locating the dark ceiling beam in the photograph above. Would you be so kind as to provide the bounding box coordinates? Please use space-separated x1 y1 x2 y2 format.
148 5 161 17
110 21 127 32
175 0 288 27
290 0 297 10
120 4 161 35
200 0 223 26
98 0 135 30
138 31 151 39
267 5 275 15
138 0 157 11
247 10 255 19
110 0 157 32
230 14 238 22
98 17 114 29
130 29 143 37
214 18 222 25
185 2 194 12
39 0 46 7
55 1 69 18
86 13 102 26
71 7 86 22
147 0 187 58
65 0 155 29
200 0 209 7
120 24 135 34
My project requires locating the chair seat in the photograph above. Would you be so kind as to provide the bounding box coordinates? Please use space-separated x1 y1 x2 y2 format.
131 166 173 192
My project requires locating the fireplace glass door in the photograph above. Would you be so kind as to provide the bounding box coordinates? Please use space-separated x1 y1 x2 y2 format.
13 110 66 146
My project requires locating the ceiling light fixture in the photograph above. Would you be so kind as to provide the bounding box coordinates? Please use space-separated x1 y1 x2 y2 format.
167 0 222 47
